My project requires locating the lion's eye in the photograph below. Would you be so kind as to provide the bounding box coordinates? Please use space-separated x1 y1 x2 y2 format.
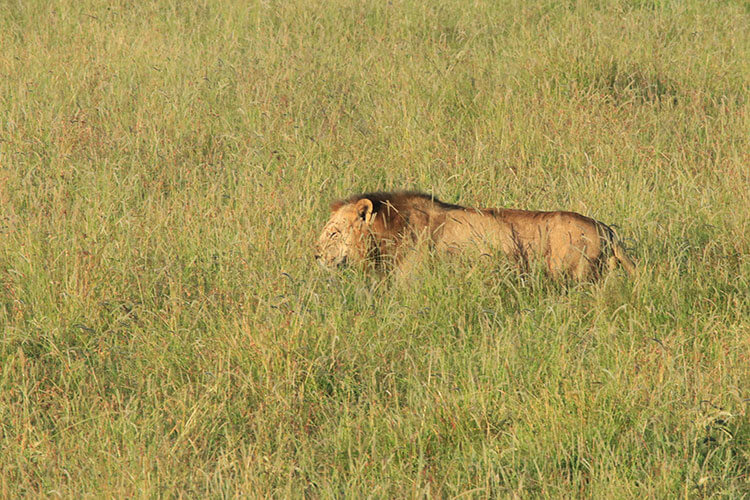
330 231 340 239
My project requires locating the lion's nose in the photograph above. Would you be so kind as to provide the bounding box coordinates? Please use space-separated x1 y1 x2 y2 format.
314 254 321 260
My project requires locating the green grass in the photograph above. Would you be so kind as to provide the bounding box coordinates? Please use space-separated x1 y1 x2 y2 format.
1 0 748 496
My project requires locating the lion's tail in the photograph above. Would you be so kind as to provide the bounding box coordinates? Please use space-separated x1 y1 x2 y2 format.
601 224 636 275
612 240 636 275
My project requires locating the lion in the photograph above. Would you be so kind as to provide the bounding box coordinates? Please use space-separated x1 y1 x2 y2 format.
314 191 635 280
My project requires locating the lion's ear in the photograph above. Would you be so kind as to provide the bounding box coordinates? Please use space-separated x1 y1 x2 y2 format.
355 198 373 223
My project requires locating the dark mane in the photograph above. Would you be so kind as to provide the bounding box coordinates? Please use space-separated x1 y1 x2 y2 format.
338 191 464 214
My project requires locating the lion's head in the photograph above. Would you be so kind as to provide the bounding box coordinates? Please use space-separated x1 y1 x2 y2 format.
314 198 375 268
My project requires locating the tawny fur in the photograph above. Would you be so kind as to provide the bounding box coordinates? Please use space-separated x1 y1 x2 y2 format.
315 191 635 280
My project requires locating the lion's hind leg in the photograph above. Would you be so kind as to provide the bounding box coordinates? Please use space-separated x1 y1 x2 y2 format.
571 257 594 281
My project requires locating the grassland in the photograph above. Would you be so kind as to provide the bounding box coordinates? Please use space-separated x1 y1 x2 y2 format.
1 0 748 497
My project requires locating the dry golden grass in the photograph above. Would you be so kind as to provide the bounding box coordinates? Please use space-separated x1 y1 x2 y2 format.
1 0 748 496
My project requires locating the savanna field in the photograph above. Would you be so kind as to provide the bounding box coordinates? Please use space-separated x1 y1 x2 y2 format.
1 0 749 496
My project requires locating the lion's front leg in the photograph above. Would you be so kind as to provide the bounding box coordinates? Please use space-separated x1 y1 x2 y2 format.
390 230 434 284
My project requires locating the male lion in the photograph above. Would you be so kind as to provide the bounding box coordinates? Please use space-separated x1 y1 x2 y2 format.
314 191 635 280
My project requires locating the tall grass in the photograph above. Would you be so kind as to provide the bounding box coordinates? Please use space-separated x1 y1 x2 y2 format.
1 0 748 496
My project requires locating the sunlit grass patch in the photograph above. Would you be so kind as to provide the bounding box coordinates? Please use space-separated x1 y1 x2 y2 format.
1 0 748 496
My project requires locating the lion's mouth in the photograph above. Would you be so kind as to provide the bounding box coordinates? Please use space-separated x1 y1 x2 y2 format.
314 255 347 269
